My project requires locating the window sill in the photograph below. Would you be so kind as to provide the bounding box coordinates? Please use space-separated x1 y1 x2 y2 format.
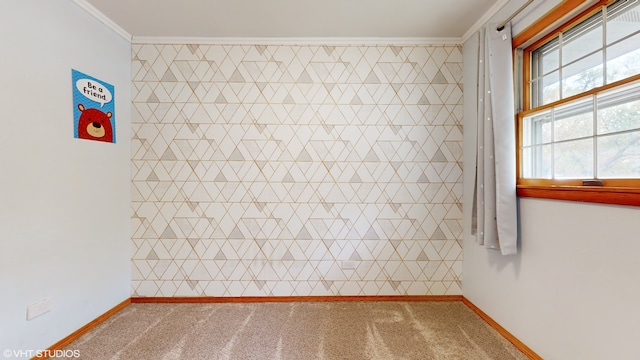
516 185 640 207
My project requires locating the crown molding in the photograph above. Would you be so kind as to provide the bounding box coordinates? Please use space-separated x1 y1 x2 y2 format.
461 0 511 43
72 0 131 41
131 36 462 46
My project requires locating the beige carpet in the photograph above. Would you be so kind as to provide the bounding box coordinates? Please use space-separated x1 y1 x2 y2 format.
55 301 528 360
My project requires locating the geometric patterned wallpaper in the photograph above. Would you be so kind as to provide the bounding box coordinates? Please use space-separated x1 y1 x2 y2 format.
130 43 463 297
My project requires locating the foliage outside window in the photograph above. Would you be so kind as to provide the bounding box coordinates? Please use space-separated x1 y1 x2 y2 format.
518 0 640 206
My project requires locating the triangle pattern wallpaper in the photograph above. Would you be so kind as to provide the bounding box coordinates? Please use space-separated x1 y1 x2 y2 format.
131 43 463 297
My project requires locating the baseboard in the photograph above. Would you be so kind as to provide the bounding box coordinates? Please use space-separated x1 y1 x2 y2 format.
462 297 542 360
130 295 464 303
33 298 131 360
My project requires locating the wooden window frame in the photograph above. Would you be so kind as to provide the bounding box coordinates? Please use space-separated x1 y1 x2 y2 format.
515 0 640 206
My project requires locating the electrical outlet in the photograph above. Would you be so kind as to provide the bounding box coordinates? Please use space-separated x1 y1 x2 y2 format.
26 298 50 320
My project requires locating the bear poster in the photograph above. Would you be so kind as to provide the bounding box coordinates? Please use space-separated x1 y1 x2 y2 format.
72 69 115 143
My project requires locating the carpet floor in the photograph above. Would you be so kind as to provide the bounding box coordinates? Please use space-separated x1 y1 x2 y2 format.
55 301 528 360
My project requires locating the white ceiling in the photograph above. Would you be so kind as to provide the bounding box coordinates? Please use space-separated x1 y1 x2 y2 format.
84 0 501 39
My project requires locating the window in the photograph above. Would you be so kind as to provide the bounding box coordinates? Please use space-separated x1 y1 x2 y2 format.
517 0 640 206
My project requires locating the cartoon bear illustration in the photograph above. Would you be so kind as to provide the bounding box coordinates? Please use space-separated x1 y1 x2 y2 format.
77 104 113 143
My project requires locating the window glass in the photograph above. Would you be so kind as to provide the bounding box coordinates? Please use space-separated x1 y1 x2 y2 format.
541 71 561 104
597 131 640 178
537 39 560 74
532 39 560 106
562 52 604 98
597 82 640 134
554 138 594 179
562 15 603 66
606 33 640 83
522 145 552 179
606 0 640 45
522 0 640 183
554 99 593 141
523 111 552 146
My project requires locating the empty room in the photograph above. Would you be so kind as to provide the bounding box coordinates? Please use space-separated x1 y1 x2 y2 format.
1 0 639 359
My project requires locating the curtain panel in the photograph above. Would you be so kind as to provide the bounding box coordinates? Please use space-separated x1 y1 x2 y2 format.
472 23 518 255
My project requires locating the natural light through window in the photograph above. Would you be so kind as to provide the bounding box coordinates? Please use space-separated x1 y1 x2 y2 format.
521 0 640 184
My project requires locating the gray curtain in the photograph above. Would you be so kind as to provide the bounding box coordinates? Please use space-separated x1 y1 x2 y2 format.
472 23 518 255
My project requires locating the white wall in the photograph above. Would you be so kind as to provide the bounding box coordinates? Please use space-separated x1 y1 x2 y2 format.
462 1 640 359
0 0 131 353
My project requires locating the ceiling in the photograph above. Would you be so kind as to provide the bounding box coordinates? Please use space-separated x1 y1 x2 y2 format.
84 0 501 39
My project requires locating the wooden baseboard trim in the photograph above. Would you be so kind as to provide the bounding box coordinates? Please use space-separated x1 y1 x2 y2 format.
462 297 542 360
33 298 131 360
131 295 464 303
